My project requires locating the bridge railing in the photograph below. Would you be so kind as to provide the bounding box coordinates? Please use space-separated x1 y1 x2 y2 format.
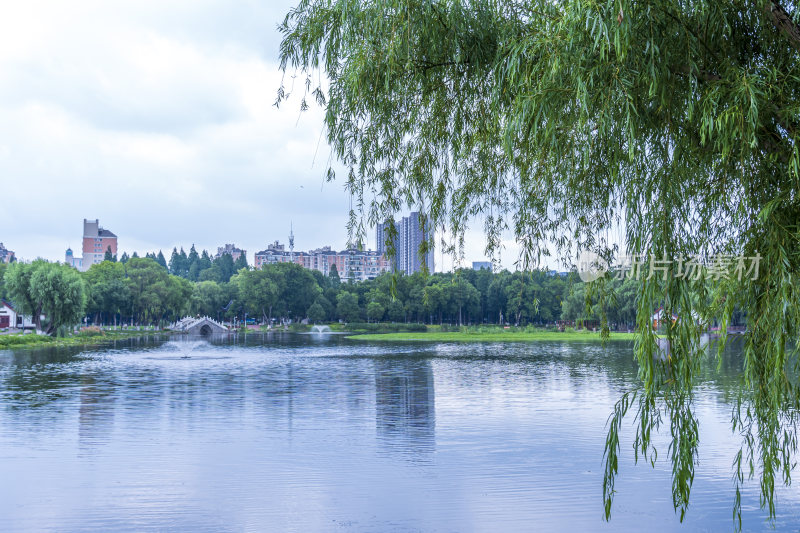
169 316 229 332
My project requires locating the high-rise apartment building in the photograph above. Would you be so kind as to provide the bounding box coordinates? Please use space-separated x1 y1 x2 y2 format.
66 219 117 271
254 242 388 282
376 212 434 274
254 241 293 269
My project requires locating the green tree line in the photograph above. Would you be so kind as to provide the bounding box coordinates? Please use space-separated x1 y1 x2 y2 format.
1 256 642 331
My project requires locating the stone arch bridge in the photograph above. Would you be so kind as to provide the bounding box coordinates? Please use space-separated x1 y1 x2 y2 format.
170 316 229 336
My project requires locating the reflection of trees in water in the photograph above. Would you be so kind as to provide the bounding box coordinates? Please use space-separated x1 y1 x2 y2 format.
374 359 435 453
79 375 116 448
1 347 85 411
0 337 752 453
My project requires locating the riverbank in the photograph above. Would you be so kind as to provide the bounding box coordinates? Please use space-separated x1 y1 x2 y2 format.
347 329 637 342
0 329 167 349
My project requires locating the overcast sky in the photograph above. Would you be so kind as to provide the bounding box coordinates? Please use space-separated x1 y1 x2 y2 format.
0 0 527 270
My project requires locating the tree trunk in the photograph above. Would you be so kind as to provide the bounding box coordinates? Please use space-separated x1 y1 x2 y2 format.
33 304 43 332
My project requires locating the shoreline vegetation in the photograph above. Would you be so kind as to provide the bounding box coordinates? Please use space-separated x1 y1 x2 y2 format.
241 322 637 342
346 327 636 342
0 328 166 349
307 323 637 342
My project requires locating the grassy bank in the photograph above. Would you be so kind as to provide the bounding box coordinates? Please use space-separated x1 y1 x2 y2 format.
0 329 167 349
329 322 427 334
348 328 636 342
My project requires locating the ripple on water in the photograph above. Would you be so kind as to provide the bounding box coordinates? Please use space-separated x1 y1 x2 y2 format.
0 335 797 532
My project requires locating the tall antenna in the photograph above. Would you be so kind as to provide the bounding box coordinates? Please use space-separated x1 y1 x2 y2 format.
289 222 295 263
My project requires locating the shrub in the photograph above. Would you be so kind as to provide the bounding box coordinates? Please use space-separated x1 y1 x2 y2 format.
75 326 105 338
0 334 55 347
344 322 428 333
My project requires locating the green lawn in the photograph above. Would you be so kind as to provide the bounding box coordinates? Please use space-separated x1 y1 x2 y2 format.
347 330 636 342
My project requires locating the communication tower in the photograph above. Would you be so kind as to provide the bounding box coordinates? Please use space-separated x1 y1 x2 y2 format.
289 222 295 262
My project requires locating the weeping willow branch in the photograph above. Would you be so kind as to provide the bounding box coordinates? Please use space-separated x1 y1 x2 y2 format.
278 0 800 528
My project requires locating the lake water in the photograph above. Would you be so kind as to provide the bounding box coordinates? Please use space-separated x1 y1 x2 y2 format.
0 334 798 532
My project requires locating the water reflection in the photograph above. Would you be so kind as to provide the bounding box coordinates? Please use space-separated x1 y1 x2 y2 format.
0 335 797 532
374 358 435 455
78 375 115 449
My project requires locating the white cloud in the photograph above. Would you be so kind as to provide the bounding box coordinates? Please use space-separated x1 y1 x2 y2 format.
0 0 534 271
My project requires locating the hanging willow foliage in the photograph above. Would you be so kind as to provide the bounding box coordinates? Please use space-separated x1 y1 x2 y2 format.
278 0 800 527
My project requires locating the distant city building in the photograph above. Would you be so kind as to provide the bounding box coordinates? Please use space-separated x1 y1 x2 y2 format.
215 243 245 261
376 221 388 258
66 219 117 271
333 249 388 282
254 241 291 269
254 241 388 282
0 242 14 263
376 211 434 274
472 261 492 271
65 247 82 270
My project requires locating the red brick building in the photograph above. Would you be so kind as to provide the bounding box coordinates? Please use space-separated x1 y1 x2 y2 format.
66 219 117 271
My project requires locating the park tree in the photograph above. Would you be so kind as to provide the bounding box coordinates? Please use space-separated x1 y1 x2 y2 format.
184 245 201 281
449 275 481 325
315 295 335 321
169 247 191 278
233 253 248 272
164 276 193 321
234 268 281 322
168 248 181 276
279 0 800 524
30 262 87 334
328 263 340 285
188 245 200 268
366 301 385 323
213 253 236 283
126 257 174 323
386 299 405 323
190 281 225 318
487 271 510 324
104 246 115 262
6 261 86 334
4 260 47 331
273 263 321 320
422 282 446 325
198 263 222 283
505 275 540 326
472 266 493 322
84 261 130 325
404 274 427 322
336 291 361 322
189 250 213 281
155 250 167 270
307 302 326 324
